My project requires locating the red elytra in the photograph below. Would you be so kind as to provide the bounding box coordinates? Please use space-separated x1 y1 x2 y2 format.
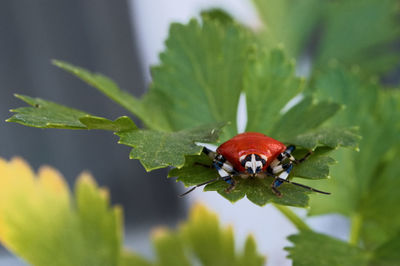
217 132 286 172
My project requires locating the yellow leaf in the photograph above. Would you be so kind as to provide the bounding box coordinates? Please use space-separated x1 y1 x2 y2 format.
0 157 123 266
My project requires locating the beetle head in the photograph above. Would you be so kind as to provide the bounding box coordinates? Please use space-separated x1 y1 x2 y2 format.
240 154 267 174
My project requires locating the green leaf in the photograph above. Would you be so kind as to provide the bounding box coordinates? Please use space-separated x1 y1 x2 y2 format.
79 115 137 132
7 95 228 173
0 158 263 266
168 48 358 206
244 48 302 134
146 204 265 266
171 155 313 207
252 0 322 59
253 0 400 75
8 11 361 208
315 0 400 75
7 94 137 131
168 49 360 207
53 60 142 118
270 97 342 142
306 67 400 248
370 232 400 266
152 228 191 266
168 153 218 186
53 60 173 132
150 14 252 138
117 123 226 171
236 235 265 266
289 127 360 150
286 231 371 266
0 157 123 266
8 94 87 129
53 12 252 135
119 251 152 266
243 49 349 143
291 148 336 180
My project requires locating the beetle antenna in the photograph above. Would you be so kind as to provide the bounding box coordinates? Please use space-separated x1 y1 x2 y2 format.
179 178 219 197
278 178 330 195
294 150 313 164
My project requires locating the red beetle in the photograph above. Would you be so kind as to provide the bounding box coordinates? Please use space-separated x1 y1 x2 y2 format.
181 132 330 197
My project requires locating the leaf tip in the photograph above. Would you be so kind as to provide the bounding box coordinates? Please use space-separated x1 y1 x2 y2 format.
151 226 170 240
77 171 97 187
51 59 64 68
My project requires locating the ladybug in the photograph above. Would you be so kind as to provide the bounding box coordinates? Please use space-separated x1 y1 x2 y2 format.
181 132 330 197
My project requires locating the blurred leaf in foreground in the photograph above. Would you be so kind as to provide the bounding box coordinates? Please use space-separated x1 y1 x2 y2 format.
0 158 261 266
0 157 123 266
123 204 265 266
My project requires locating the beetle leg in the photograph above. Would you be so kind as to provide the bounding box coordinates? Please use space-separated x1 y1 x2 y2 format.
267 163 330 196
202 146 216 158
284 145 313 164
179 175 234 197
195 146 239 194
270 163 294 197
269 145 296 168
201 147 237 175
271 145 313 168
224 176 236 193
293 150 312 164
212 157 238 193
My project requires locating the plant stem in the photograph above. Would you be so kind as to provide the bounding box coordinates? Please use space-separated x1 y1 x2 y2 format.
273 204 311 231
349 213 362 245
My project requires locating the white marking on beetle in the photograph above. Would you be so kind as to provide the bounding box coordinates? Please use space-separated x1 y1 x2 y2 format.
245 154 263 173
221 162 234 173
279 171 289 180
272 165 284 174
218 168 229 177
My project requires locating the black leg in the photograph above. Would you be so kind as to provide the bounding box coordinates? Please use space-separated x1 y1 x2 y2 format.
179 175 235 197
294 150 313 164
224 176 236 193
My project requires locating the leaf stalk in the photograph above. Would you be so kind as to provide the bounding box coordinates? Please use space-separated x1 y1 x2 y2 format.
273 204 311 231
349 212 363 246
